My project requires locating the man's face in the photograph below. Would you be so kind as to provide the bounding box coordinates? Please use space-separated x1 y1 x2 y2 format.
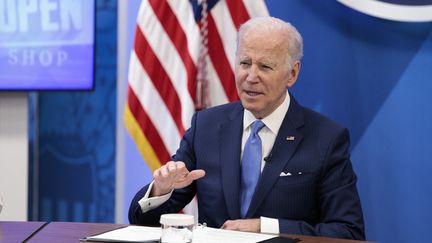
235 29 300 118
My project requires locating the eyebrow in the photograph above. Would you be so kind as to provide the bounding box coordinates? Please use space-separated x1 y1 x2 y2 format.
258 60 277 67
238 56 276 65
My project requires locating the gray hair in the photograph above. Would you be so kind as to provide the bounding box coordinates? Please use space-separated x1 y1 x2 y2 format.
237 16 304 63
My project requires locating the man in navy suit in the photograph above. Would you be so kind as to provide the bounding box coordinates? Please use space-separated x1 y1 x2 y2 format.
129 16 365 240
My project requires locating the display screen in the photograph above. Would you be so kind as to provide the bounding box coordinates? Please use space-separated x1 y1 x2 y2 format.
0 0 95 90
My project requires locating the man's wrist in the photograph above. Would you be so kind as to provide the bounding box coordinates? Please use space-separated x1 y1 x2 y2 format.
138 181 174 213
150 184 171 197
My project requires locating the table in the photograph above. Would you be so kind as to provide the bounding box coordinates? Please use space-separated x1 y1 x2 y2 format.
0 221 46 243
27 222 127 242
1 221 376 243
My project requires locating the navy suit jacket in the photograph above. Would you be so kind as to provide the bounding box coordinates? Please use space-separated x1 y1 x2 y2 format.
129 97 365 240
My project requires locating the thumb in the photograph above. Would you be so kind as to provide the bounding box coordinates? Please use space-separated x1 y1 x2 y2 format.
188 169 206 181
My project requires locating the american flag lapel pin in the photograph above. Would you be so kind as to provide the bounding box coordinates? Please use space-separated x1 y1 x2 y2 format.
286 136 295 141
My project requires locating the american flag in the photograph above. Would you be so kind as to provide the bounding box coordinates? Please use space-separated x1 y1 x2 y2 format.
124 0 268 212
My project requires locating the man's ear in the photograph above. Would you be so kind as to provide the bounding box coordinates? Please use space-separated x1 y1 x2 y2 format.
287 61 301 88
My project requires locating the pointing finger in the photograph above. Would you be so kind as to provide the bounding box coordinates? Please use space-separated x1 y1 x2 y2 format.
187 169 206 180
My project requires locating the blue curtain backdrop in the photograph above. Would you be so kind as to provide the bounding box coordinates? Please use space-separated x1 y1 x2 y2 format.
265 1 432 243
30 0 117 223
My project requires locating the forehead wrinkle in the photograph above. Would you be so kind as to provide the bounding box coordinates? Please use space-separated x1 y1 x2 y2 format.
237 33 290 68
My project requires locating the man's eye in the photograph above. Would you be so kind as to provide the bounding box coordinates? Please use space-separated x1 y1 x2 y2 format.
262 65 272 70
240 61 250 66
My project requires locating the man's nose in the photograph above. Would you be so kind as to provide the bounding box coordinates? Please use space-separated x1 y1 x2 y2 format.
246 65 259 82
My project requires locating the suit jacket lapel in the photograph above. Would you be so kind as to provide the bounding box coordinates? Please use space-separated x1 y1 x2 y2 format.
220 103 244 219
247 97 305 218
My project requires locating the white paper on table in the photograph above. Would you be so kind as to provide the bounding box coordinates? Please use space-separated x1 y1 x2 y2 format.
80 225 277 243
193 226 276 243
81 225 161 242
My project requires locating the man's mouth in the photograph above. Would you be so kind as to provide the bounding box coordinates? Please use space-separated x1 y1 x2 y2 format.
245 91 262 97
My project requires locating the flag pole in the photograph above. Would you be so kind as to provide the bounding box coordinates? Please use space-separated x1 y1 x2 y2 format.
195 0 210 111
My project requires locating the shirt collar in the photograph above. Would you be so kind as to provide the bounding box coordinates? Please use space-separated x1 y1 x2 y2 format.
243 91 291 134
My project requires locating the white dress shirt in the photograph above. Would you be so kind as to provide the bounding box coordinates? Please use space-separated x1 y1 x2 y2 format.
139 92 291 234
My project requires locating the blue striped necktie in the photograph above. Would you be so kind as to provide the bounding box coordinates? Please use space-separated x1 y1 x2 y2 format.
241 120 265 218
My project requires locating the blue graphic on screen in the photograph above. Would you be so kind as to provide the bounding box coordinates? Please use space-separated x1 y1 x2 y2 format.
379 0 432 5
0 0 95 90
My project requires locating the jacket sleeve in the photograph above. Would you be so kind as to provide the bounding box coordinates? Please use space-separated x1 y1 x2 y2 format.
128 183 197 225
128 113 199 225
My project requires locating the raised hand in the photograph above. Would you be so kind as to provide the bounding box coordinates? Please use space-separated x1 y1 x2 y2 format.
150 161 205 196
